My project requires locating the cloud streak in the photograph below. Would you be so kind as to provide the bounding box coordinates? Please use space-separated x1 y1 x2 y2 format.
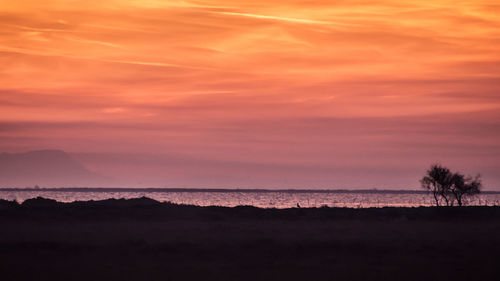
213 11 333 25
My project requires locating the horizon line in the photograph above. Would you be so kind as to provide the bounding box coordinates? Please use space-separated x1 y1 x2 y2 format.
1 187 500 194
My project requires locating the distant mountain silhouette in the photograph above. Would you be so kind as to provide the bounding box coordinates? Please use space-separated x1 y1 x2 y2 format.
0 150 107 187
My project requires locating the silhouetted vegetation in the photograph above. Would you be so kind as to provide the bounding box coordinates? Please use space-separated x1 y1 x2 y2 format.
421 164 482 206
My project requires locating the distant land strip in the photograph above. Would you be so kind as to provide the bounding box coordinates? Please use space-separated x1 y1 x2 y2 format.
1 187 500 194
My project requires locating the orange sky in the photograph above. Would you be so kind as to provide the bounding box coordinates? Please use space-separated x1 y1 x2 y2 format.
1 0 500 188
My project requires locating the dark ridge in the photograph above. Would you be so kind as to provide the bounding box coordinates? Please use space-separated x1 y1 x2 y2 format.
1 197 499 222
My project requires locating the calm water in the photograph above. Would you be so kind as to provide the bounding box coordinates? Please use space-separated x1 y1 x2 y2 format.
1 189 500 208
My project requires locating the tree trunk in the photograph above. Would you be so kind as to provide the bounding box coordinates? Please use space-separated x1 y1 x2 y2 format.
451 190 463 207
432 191 440 207
441 192 449 206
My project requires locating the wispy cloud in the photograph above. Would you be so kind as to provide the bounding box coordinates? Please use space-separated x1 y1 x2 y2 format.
213 11 332 25
64 37 123 48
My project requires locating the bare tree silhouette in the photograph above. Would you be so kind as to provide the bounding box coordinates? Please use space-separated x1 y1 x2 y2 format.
421 164 481 207
450 173 482 206
420 164 453 206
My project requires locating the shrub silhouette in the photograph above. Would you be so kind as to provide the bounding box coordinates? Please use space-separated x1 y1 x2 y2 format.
421 164 481 206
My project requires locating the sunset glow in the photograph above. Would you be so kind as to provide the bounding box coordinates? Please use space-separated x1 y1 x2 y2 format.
1 0 499 188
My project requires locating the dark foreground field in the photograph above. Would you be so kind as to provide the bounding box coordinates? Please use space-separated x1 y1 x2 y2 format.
1 197 499 281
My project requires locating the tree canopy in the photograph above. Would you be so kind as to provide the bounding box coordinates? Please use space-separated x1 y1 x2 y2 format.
420 164 481 206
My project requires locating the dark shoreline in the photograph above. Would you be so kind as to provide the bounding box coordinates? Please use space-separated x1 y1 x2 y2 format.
2 196 500 220
1 197 499 281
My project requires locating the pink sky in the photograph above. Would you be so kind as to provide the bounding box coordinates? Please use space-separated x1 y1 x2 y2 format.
1 0 499 188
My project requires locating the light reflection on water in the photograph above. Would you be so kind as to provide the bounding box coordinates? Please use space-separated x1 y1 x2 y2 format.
1 190 500 208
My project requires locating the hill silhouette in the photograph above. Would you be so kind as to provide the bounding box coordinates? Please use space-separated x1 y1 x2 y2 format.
0 150 106 187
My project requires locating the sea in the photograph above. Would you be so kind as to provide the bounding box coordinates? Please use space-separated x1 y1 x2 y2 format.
1 188 500 208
